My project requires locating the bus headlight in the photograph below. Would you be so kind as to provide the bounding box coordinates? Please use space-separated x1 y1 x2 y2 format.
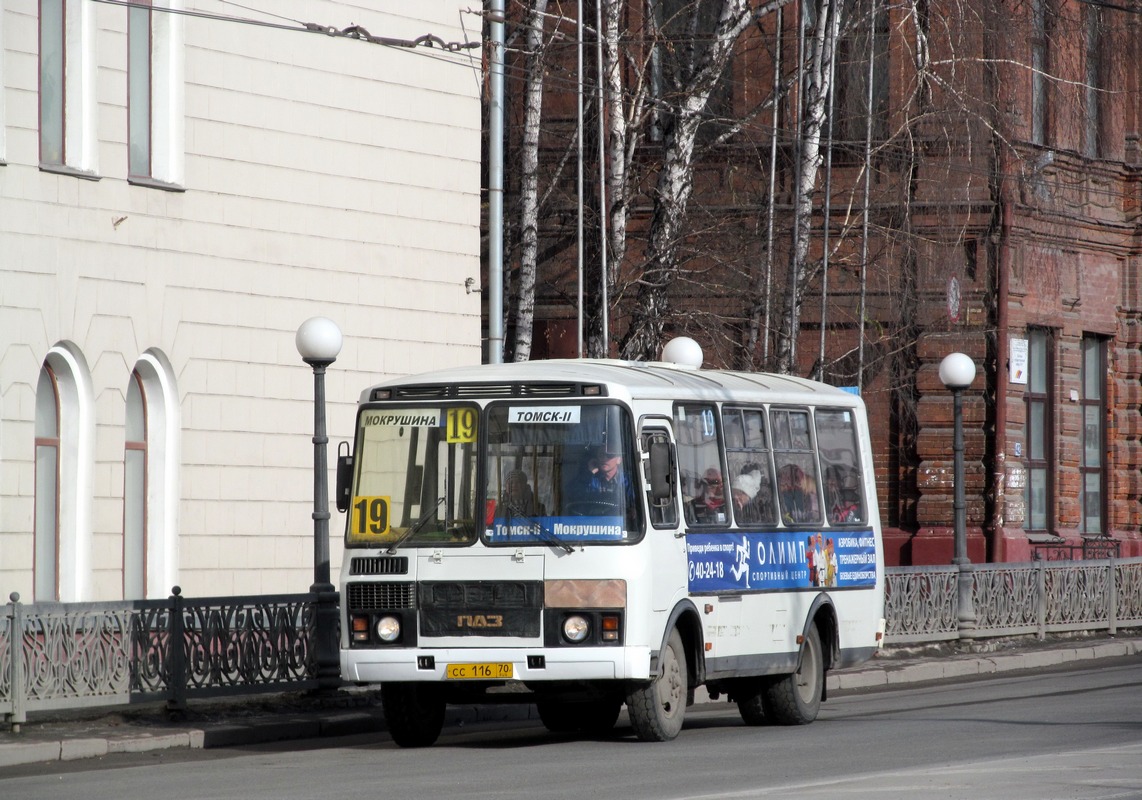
562 615 590 643
375 615 402 643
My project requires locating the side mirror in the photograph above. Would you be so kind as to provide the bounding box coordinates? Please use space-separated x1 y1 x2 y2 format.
335 441 353 513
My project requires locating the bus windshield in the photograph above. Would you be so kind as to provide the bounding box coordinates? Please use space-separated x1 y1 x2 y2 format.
346 406 479 548
484 402 642 545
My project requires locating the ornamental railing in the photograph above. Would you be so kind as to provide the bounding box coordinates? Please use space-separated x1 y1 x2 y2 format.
4 558 1142 731
1 586 334 730
884 557 1142 644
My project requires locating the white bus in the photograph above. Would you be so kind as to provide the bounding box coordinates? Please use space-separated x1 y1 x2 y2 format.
336 343 885 746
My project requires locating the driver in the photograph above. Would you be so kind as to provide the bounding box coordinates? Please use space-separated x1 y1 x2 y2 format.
567 445 636 512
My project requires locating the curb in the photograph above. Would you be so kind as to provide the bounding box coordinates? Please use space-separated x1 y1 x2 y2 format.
2 637 1138 770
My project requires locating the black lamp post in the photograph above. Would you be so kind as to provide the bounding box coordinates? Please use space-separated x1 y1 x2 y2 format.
939 351 977 637
296 316 343 688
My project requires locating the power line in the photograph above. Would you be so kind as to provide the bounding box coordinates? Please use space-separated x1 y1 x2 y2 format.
91 0 480 53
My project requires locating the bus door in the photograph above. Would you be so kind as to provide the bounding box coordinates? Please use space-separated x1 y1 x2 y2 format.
638 417 686 613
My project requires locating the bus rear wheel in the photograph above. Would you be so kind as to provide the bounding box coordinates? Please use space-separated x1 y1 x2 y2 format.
381 683 446 747
763 623 824 725
734 680 770 726
626 628 687 741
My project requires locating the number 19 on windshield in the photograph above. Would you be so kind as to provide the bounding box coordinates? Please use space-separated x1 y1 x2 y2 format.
350 496 390 543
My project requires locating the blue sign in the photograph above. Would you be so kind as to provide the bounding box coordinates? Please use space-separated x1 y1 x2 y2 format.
487 515 626 544
687 529 878 593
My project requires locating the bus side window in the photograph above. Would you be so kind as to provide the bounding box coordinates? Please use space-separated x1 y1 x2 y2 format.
642 429 678 528
675 403 728 527
772 409 822 527
725 408 777 526
816 409 866 525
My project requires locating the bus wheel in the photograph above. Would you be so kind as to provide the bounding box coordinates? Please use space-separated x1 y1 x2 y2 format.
537 697 622 734
381 683 446 747
626 628 687 741
735 681 769 726
763 623 823 725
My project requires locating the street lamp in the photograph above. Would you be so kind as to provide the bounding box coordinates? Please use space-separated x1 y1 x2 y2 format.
939 351 977 637
296 316 343 688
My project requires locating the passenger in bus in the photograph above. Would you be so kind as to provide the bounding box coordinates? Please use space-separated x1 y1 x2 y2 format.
731 463 771 525
502 469 544 516
777 463 819 525
688 468 726 524
731 470 760 524
825 465 861 524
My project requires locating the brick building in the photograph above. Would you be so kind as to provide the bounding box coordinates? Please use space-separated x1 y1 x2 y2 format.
496 0 1142 564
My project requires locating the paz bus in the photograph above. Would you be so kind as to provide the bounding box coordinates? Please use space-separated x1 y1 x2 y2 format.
335 340 885 746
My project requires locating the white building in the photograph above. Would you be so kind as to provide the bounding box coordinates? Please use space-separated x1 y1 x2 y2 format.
0 1 484 601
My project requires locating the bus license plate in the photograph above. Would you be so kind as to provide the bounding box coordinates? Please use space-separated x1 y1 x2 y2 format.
446 662 513 680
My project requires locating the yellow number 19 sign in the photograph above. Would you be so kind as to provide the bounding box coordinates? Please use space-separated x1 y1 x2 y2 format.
446 408 477 443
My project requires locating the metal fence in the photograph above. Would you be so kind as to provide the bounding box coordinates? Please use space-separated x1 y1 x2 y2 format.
884 556 1142 644
1 586 323 729
4 557 1142 731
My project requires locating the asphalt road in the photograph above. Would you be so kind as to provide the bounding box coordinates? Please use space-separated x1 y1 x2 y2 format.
3 655 1141 800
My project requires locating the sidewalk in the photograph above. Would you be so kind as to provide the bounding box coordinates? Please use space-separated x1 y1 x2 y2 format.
1 633 1138 769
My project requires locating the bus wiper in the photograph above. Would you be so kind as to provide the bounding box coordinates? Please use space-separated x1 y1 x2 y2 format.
387 497 446 554
505 501 575 554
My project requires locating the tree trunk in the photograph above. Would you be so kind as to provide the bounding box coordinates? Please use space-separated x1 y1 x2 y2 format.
511 0 549 362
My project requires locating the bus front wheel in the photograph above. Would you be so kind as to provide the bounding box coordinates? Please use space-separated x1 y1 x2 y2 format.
381 683 446 747
626 628 687 741
763 623 823 725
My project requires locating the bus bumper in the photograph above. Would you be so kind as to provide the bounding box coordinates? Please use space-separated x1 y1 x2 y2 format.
342 645 653 684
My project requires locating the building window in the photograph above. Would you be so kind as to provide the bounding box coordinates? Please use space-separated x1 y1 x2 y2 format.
128 0 153 178
0 0 7 163
1083 4 1103 159
34 366 61 601
652 0 734 142
1030 0 1054 146
125 351 180 598
1080 335 1106 535
38 0 97 174
1024 329 1053 534
835 0 889 146
124 371 148 599
127 0 184 187
39 0 65 164
34 344 94 602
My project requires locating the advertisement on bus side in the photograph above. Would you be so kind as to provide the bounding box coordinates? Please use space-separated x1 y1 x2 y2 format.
686 530 877 593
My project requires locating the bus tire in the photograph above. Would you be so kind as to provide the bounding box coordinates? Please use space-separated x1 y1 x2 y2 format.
537 697 622 734
735 681 769 726
763 623 823 725
625 628 687 741
381 683 446 748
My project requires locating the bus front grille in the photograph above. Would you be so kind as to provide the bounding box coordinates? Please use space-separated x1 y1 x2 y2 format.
346 582 416 611
418 581 543 638
349 556 409 576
